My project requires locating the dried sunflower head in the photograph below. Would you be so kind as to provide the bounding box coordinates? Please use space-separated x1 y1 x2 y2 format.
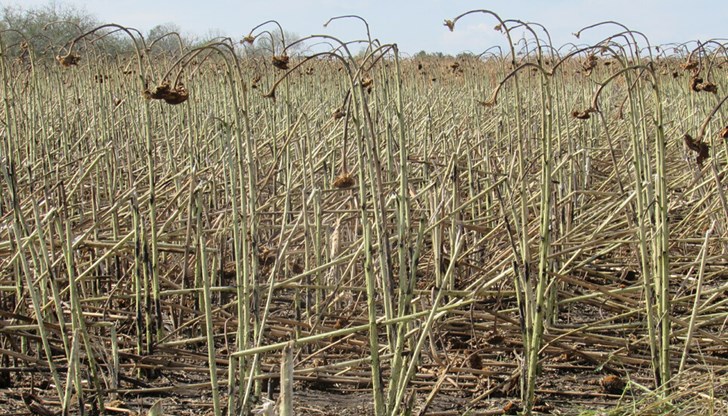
144 82 171 100
163 85 189 105
571 109 593 120
143 81 189 105
690 76 703 92
582 54 598 74
690 76 719 94
332 172 355 189
443 19 455 31
361 76 373 93
700 81 718 94
682 61 698 71
272 54 289 70
56 54 80 67
242 34 256 44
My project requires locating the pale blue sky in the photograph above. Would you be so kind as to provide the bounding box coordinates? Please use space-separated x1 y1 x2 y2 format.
3 0 726 55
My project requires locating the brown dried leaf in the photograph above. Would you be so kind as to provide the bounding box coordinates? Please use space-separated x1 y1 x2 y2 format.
466 351 482 370
258 247 276 266
683 133 710 167
289 261 304 274
332 108 347 120
502 401 521 415
599 375 626 394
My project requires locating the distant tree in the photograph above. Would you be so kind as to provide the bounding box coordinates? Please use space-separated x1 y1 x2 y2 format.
241 29 302 57
0 2 300 62
147 23 187 57
199 28 229 44
413 50 448 59
0 2 99 58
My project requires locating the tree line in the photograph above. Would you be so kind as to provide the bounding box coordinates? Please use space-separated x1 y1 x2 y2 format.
0 2 299 60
